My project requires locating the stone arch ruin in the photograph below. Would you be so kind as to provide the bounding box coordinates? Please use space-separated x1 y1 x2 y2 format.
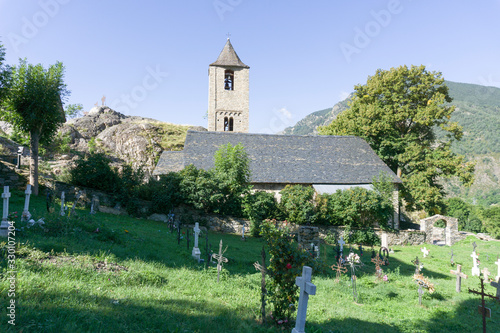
420 214 459 246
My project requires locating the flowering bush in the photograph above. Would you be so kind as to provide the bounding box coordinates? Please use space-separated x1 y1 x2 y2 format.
260 219 310 325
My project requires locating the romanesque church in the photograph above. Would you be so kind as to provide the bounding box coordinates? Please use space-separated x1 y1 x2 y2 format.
153 39 402 225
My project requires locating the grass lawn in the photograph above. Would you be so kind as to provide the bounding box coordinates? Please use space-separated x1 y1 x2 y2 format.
1 189 500 332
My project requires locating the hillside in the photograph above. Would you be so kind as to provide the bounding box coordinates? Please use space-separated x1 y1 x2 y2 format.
281 81 500 206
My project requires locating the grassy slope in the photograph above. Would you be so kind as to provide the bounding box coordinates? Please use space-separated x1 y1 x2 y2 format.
1 191 500 332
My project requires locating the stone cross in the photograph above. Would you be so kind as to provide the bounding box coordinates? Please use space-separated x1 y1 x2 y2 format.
481 267 491 282
60 191 66 216
450 264 468 292
212 240 228 283
421 247 429 258
292 266 316 333
338 237 345 253
192 223 201 260
468 277 499 333
490 279 500 299
70 191 82 217
494 257 500 282
21 184 32 222
2 186 11 222
253 246 267 323
471 252 481 277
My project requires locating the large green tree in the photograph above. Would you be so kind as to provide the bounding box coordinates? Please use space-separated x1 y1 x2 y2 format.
1 59 68 195
319 65 475 213
0 42 11 104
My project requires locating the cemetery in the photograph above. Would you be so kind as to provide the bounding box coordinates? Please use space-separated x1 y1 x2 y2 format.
1 187 499 332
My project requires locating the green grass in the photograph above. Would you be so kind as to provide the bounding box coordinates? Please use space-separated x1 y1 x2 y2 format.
1 189 500 332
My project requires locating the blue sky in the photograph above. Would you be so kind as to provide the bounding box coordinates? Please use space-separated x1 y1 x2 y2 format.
1 0 500 133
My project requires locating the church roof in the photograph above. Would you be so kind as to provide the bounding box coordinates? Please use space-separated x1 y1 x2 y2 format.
210 39 249 68
153 131 402 185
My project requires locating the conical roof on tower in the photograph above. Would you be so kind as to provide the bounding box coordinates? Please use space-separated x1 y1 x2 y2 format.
210 39 249 68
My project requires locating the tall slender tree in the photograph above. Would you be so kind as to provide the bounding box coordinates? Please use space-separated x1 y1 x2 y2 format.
2 59 68 195
0 42 12 104
319 65 475 213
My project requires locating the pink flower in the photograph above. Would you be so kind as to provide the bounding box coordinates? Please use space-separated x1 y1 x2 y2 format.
383 275 388 281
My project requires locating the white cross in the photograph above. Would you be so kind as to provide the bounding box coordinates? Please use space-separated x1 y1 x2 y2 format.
193 223 201 248
494 258 500 282
292 266 316 333
60 192 66 216
471 252 480 277
491 280 500 299
2 186 11 221
482 267 491 282
338 237 345 253
450 264 468 293
421 247 429 258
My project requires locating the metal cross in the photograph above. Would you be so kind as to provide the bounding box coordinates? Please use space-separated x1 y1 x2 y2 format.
468 277 500 333
226 32 231 39
331 258 347 283
212 240 228 283
412 256 421 275
372 254 384 280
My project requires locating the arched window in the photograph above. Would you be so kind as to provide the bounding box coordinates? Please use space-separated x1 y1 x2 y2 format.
229 117 234 131
224 117 229 131
224 70 234 90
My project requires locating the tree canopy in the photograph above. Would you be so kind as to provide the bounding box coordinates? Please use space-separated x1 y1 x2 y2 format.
319 65 475 213
0 42 11 105
1 59 68 195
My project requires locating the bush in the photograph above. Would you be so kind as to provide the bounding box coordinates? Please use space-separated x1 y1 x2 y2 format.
482 206 500 239
148 172 183 214
69 153 121 194
279 185 315 224
242 191 278 236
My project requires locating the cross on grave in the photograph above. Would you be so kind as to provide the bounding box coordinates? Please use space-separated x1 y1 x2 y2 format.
468 277 500 333
60 191 66 216
450 264 468 293
21 185 32 222
372 253 384 280
90 195 97 215
482 267 491 282
253 246 267 323
241 223 246 240
379 247 390 266
338 237 345 253
471 251 481 277
331 258 347 283
494 257 500 282
70 191 81 217
421 247 430 258
413 274 435 306
0 186 11 237
473 241 477 253
292 266 316 333
212 240 228 283
450 249 455 266
490 279 500 299
412 256 421 275
192 222 201 260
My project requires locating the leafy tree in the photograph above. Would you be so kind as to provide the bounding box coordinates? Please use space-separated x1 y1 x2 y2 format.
214 142 251 196
319 65 475 213
482 206 500 239
242 191 279 236
0 42 11 104
279 185 315 224
64 103 83 119
69 153 121 194
1 59 68 195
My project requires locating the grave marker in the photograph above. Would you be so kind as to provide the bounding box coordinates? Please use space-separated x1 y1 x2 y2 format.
490 279 500 299
0 186 11 237
494 257 500 282
468 277 500 333
412 256 422 275
241 223 246 240
421 247 430 258
70 191 82 217
413 274 435 306
381 232 388 249
481 267 491 282
90 195 97 215
346 252 362 301
212 240 228 283
331 258 347 283
372 253 384 280
60 191 66 216
471 252 480 277
450 264 468 292
472 241 477 253
450 249 455 266
192 222 201 260
292 266 316 333
253 246 267 323
338 237 345 253
21 185 32 222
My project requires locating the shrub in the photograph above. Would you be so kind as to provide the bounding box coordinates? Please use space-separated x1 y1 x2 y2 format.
148 172 183 214
242 191 278 236
69 153 121 194
482 206 500 239
279 185 315 224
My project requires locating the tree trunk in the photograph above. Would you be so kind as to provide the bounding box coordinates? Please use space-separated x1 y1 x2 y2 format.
30 130 40 196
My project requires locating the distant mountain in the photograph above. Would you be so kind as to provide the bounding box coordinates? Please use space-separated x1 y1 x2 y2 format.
281 81 500 206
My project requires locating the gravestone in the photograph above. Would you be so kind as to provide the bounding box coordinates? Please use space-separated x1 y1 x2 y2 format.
412 256 422 275
292 266 316 333
472 241 477 253
468 277 499 333
70 191 82 216
21 184 32 222
331 258 347 283
381 232 388 249
450 264 468 292
494 257 500 282
421 247 430 258
338 237 345 254
417 284 424 306
372 254 384 280
60 191 66 216
490 279 500 299
346 252 362 301
241 223 246 240
212 240 228 283
90 195 98 215
481 267 491 282
192 222 201 260
471 252 480 277
0 186 11 237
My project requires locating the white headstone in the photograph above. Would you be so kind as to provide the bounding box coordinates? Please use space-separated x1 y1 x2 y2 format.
471 252 480 277
60 191 66 216
482 267 491 282
381 232 388 249
494 258 500 282
192 222 201 260
21 184 32 222
292 266 316 333
421 247 430 258
241 224 245 239
338 237 345 253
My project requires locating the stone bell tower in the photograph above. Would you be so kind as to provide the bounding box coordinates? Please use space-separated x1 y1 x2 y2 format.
208 39 249 132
